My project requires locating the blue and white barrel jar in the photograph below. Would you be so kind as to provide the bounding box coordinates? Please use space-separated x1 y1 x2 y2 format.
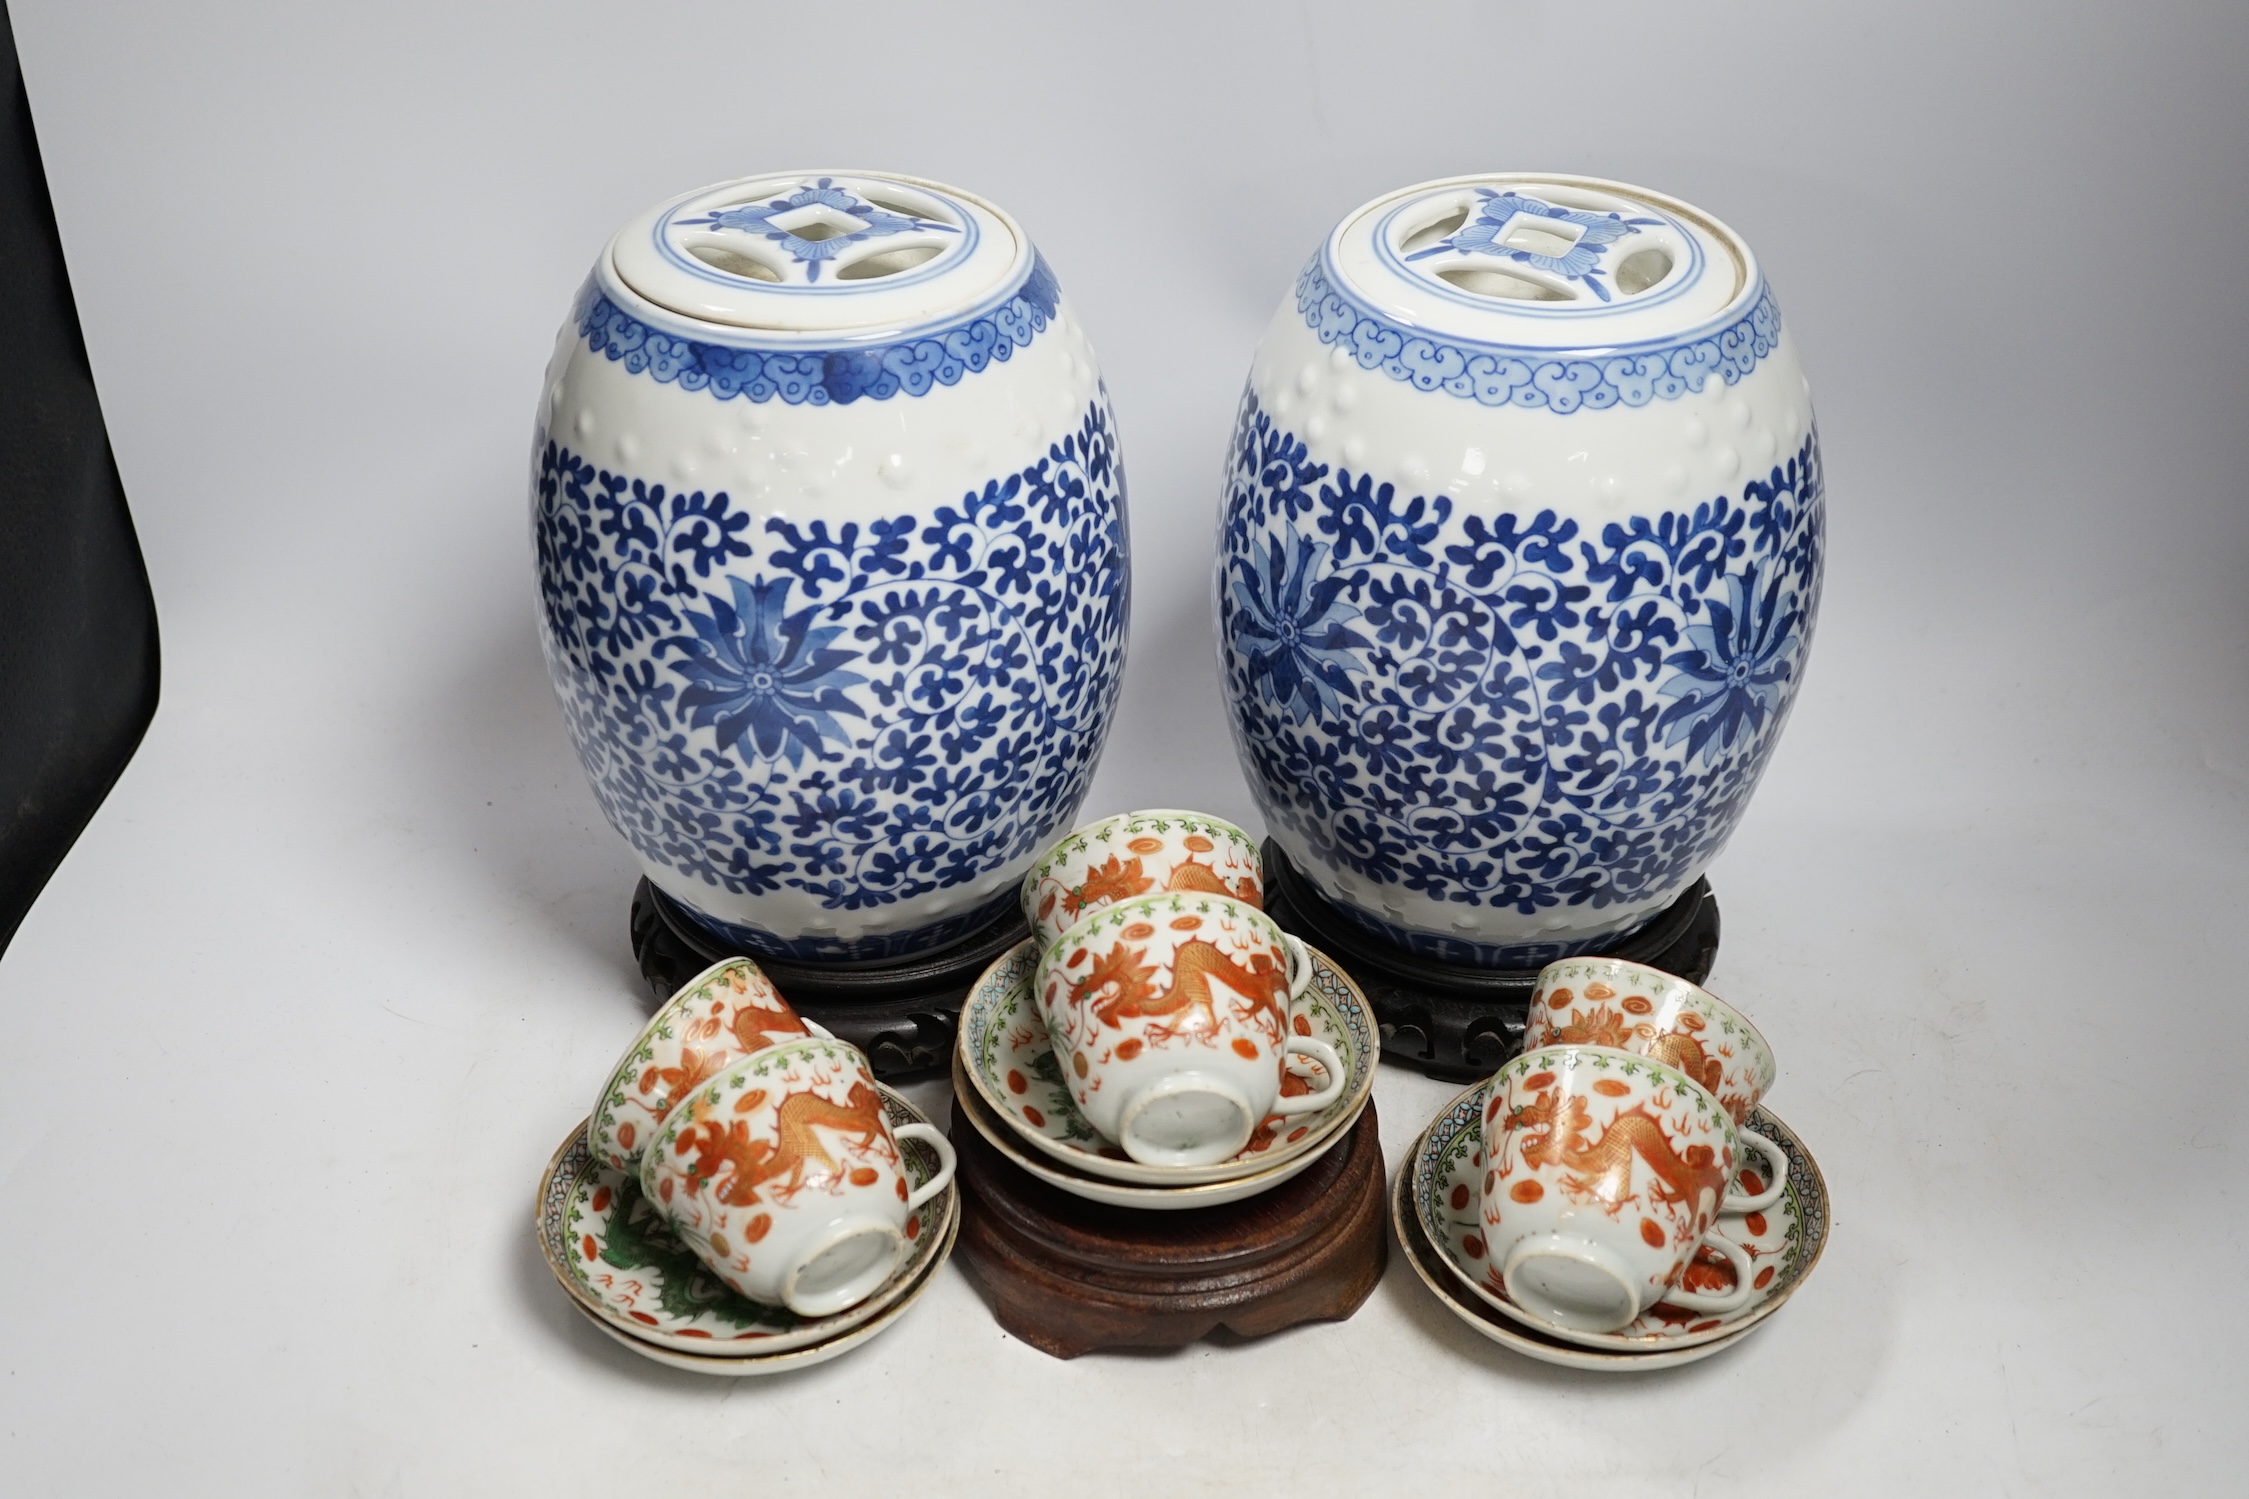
1218 174 1821 967
533 172 1130 960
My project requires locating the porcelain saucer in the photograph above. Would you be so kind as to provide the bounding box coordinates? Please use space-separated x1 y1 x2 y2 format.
956 937 1375 1186
948 1054 1345 1209
1409 1079 1829 1353
565 1207 958 1377
1389 1137 1753 1371
534 1085 956 1357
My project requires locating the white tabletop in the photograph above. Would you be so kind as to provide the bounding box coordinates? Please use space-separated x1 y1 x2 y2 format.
4 3 2243 1492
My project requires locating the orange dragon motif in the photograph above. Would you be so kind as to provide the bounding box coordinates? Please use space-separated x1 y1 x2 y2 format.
1163 860 1261 906
1541 1004 1638 1050
673 1079 888 1208
1069 941 1161 1016
1077 938 1287 1043
676 970 803 1052
1063 856 1155 919
1509 1089 1730 1223
645 976 803 1101
1541 1005 1735 1110
1503 1087 1593 1160
726 989 807 1051
1644 1031 1726 1098
639 1044 732 1106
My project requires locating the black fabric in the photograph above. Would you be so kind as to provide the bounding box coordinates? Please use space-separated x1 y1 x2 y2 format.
0 1 159 957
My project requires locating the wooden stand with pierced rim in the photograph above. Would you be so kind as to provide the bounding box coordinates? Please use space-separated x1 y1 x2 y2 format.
1259 842 1723 1083
946 1090 1387 1359
630 877 1032 1081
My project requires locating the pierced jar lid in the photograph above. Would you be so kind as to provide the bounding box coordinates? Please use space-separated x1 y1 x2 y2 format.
1326 173 1756 352
608 170 1026 338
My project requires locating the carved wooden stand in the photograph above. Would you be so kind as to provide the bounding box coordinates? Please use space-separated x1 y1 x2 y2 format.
629 878 1030 1080
1260 841 1722 1083
950 1097 1387 1359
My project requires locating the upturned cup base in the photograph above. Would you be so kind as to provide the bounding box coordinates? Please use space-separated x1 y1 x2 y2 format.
787 1221 905 1318
630 878 1032 1080
1260 843 1721 1082
1118 1076 1257 1167
1502 1232 1643 1333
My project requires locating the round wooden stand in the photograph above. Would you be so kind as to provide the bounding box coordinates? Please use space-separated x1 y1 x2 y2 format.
950 1098 1387 1359
1261 841 1722 1082
629 877 1030 1080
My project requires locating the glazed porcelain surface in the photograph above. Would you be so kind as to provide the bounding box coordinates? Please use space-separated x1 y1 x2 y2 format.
1388 1135 1751 1372
587 956 809 1170
1033 893 1340 1165
536 1090 954 1355
1527 956 1777 1124
564 1208 958 1378
1021 809 1263 947
947 1055 1340 1210
1218 173 1822 967
534 171 1130 962
959 936 1375 1185
637 1037 955 1315
1414 1076 1827 1351
1479 1044 1754 1330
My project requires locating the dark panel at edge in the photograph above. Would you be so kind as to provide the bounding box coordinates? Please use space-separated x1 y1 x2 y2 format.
0 2 160 957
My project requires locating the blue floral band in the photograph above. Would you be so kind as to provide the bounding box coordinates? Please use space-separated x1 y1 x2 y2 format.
576 253 1063 407
1294 257 1783 413
1218 394 1823 965
536 396 1130 961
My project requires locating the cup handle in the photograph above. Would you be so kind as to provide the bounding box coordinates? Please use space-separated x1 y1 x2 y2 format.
892 1122 958 1214
1268 1036 1347 1116
1279 931 1317 1006
1657 1229 1757 1315
1722 1129 1788 1213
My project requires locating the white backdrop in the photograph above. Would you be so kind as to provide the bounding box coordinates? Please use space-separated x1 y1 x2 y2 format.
4 2 2245 1492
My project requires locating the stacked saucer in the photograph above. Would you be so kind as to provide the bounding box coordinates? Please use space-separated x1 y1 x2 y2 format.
533 956 960 1375
952 936 1378 1208
534 1090 958 1376
1396 1081 1828 1370
1394 958 1831 1368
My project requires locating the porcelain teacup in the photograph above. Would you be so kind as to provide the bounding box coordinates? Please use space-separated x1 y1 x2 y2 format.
1527 958 1776 1121
588 957 820 1171
1034 891 1342 1167
640 1036 955 1316
1022 809 1263 947
1525 958 1785 1210
1480 1045 1758 1334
